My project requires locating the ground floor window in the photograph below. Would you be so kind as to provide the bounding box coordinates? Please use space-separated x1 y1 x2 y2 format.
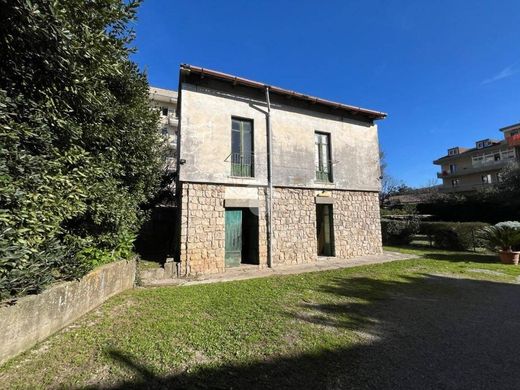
316 203 335 257
225 208 259 267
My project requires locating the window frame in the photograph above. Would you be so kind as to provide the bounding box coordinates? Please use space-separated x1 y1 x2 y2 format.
230 117 254 178
449 163 457 174
315 131 333 183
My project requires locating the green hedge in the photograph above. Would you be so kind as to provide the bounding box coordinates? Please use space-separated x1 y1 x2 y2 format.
419 221 489 251
381 218 420 245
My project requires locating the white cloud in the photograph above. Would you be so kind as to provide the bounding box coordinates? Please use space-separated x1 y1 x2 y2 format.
482 64 519 85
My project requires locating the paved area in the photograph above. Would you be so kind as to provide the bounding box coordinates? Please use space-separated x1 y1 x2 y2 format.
143 251 416 287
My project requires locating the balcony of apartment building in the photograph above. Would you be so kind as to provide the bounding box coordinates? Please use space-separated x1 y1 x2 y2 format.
506 133 520 150
439 181 494 193
437 148 516 179
159 110 178 128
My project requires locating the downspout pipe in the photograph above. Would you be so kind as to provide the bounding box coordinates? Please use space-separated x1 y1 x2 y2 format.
265 87 273 268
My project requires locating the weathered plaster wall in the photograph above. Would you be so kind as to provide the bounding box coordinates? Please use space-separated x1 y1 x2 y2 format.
0 260 135 365
179 82 381 191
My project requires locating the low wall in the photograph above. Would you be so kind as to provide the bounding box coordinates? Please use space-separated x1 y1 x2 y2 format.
0 259 136 365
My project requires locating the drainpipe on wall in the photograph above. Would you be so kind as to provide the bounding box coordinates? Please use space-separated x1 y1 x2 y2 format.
265 87 273 268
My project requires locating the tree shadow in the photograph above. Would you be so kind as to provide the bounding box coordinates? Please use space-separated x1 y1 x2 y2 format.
85 274 520 389
422 252 498 264
134 207 177 264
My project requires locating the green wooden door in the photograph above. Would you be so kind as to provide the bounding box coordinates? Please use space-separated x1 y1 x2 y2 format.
225 209 242 267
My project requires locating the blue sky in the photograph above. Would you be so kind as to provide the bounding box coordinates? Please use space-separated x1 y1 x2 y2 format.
131 0 520 187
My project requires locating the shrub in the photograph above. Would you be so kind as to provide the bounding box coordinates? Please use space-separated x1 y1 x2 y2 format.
478 221 520 252
0 0 163 300
381 218 419 245
419 222 489 251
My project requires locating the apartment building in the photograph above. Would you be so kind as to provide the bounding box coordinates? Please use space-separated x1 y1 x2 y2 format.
175 64 386 276
433 123 520 193
149 86 178 171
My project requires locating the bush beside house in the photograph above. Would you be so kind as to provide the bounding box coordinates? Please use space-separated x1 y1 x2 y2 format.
381 218 489 252
419 222 489 251
381 218 420 245
0 0 162 300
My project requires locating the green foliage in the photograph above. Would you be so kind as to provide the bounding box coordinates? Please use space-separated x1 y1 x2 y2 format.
380 203 418 217
0 0 163 300
417 168 520 223
478 222 520 252
419 221 489 251
381 218 420 245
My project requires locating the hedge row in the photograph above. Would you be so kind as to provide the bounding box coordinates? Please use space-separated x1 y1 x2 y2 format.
381 219 489 251
419 221 489 251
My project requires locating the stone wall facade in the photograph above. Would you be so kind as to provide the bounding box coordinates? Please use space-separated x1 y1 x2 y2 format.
179 182 382 275
179 183 226 275
331 190 383 258
270 188 382 265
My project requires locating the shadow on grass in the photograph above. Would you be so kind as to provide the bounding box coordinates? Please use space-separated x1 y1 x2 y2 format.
422 252 498 264
87 274 520 389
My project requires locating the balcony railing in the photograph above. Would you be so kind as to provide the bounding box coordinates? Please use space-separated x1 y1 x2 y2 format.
437 160 509 178
315 161 333 182
439 182 494 193
230 152 254 177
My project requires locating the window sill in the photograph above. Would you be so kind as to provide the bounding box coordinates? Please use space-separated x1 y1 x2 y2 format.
228 176 256 180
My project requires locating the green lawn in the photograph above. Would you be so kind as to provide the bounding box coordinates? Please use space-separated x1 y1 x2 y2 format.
2 247 520 389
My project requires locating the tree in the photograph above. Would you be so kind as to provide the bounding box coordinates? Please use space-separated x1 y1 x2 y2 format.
379 149 410 205
0 0 163 300
496 162 520 194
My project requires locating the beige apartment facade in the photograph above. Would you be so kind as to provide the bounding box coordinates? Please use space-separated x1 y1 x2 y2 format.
175 65 386 276
149 86 178 171
433 123 520 193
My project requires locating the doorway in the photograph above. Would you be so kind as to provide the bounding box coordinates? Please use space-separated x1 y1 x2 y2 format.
317 203 335 257
225 208 259 267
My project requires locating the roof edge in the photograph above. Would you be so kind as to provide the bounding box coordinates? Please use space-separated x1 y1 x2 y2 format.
500 122 520 132
179 64 387 120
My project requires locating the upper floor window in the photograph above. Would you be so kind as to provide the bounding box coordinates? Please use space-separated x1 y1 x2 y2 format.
161 107 169 116
231 118 254 177
449 164 456 173
315 132 332 182
448 147 459 156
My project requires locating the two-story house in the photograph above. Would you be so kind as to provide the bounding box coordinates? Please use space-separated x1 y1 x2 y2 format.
433 123 520 193
175 64 386 275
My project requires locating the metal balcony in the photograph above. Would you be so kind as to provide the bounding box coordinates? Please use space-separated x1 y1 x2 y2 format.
229 153 254 177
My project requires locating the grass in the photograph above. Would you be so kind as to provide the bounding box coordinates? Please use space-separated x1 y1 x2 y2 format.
2 247 520 389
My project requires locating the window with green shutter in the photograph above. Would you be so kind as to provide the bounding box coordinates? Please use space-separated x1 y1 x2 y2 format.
315 132 332 182
231 118 254 177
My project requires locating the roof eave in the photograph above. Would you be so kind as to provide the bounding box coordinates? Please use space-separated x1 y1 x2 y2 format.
180 64 387 120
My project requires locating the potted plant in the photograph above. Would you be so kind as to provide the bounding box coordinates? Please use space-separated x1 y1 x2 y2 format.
478 221 520 265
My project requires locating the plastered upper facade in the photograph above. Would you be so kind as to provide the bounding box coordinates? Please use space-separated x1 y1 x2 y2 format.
178 79 382 191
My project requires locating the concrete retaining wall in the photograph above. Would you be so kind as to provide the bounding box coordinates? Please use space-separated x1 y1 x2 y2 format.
0 259 136 365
